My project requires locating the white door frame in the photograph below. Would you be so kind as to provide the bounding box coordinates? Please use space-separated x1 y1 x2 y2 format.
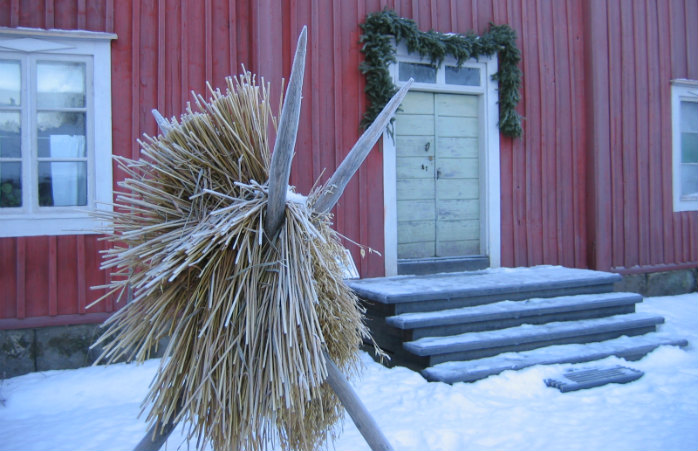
383 46 501 276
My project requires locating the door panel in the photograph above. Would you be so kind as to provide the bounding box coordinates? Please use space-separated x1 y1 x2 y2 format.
437 137 478 158
437 117 478 138
437 179 479 200
437 199 479 220
396 136 436 156
396 156 434 179
397 179 434 200
395 115 434 135
400 91 435 113
396 91 481 260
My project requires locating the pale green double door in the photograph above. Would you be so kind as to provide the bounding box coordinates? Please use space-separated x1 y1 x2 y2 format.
395 91 480 259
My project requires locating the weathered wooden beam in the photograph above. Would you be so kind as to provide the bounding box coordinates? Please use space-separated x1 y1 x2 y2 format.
324 351 394 451
132 413 178 451
151 109 172 135
313 79 413 214
264 25 307 238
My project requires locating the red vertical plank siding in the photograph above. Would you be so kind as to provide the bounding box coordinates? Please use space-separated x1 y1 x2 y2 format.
48 236 57 316
537 0 557 264
584 0 612 270
105 0 114 33
657 0 675 265
0 239 18 319
606 0 623 268
552 0 571 266
633 1 650 266
644 0 662 266
76 236 86 314
509 0 529 268
523 0 544 265
76 0 86 29
16 238 26 319
568 0 587 268
670 0 687 80
83 236 107 314
1 0 696 328
156 0 166 114
45 0 55 28
57 236 78 315
619 1 639 268
18 0 42 28
86 1 104 31
54 0 77 29
25 237 49 318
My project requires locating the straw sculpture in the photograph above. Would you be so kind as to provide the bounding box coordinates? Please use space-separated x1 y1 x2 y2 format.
91 27 411 451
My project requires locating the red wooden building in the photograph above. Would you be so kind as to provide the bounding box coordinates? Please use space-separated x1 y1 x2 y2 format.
1 0 697 331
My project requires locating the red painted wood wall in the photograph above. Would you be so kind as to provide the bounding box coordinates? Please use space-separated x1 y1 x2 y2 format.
1 0 696 329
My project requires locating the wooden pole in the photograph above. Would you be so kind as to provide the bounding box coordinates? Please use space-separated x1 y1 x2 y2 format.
132 412 178 451
264 26 307 238
324 351 394 451
313 79 413 214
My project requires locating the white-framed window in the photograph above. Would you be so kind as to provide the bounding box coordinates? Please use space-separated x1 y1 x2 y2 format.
671 79 698 212
0 27 116 237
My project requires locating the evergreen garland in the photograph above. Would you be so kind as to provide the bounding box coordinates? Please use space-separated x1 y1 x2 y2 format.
359 9 522 137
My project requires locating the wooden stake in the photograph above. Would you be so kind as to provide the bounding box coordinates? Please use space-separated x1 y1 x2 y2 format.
264 26 307 238
132 412 178 451
324 351 394 451
313 79 413 214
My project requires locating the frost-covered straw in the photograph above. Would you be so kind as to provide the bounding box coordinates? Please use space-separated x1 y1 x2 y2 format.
91 26 410 451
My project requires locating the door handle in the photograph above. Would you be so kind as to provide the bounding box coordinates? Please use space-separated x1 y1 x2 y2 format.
424 142 430 152
436 169 441 180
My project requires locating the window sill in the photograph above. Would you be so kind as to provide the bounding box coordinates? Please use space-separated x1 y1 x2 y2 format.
0 211 111 237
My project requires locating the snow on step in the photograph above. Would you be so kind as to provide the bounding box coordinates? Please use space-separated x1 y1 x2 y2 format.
404 312 664 356
422 333 688 383
386 292 642 330
347 265 621 304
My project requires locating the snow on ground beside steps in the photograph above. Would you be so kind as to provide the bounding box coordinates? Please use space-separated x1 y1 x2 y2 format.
1 293 696 451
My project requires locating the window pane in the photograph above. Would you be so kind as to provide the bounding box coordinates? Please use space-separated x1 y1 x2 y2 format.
0 111 21 158
682 132 698 163
37 61 86 108
37 112 86 158
680 163 698 197
0 161 22 207
681 101 698 133
0 59 21 106
38 161 87 206
399 62 437 83
445 66 480 86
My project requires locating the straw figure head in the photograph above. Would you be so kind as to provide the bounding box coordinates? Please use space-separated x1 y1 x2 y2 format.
92 27 411 451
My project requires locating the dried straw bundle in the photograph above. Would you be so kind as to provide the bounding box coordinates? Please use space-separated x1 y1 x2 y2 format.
92 71 370 451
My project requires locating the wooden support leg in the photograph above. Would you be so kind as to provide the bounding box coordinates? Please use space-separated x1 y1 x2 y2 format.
323 351 394 451
132 353 393 451
132 411 178 451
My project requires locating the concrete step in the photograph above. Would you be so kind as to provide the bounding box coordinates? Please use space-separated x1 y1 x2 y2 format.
403 312 665 366
348 266 622 315
385 292 642 339
422 333 689 383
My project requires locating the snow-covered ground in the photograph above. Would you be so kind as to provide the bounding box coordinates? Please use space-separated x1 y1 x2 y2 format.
1 293 697 451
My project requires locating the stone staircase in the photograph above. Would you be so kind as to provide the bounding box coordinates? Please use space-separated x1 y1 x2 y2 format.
347 266 688 383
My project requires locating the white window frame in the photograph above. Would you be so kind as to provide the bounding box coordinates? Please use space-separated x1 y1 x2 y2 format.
671 79 698 212
382 42 501 275
0 27 116 237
